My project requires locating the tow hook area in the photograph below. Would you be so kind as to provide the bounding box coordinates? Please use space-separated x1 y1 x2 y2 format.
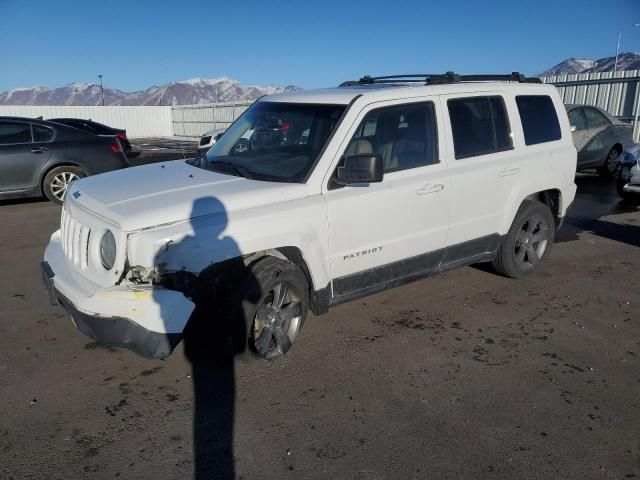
124 265 160 285
123 265 198 300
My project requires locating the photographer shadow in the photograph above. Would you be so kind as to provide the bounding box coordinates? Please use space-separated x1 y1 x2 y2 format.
154 196 261 480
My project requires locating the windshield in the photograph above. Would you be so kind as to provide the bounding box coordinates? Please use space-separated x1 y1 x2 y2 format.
199 102 346 182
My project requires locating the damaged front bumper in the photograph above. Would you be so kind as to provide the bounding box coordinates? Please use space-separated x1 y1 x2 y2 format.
42 230 195 359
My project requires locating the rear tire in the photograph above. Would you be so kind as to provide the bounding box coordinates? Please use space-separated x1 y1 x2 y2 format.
597 148 620 177
43 166 85 204
492 200 555 279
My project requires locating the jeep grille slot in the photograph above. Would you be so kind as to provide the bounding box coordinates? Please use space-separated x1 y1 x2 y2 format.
61 206 92 270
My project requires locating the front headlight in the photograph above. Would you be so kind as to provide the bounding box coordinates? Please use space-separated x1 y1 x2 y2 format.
619 152 639 166
99 230 117 270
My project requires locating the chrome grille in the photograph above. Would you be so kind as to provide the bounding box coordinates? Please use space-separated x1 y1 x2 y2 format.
61 205 91 269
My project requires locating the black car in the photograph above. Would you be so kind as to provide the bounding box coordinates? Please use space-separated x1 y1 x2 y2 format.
0 116 128 204
48 117 133 154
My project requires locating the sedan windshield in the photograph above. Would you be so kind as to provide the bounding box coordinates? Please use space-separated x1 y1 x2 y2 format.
199 102 346 182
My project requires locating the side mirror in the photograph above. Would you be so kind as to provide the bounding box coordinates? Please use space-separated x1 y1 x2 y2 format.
336 154 383 185
570 125 577 132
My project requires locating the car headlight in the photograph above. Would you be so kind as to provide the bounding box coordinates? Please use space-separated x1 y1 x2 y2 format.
619 152 639 166
99 230 117 270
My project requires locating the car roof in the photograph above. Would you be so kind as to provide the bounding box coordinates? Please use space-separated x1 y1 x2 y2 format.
49 117 87 122
264 81 556 105
1 115 44 122
565 104 606 111
564 104 618 121
0 116 60 126
0 116 107 139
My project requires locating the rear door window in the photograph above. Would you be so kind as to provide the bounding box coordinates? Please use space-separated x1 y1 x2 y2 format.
447 96 513 159
0 122 32 145
584 108 610 129
516 95 562 145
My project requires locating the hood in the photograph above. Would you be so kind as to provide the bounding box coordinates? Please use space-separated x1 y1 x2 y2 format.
69 160 310 231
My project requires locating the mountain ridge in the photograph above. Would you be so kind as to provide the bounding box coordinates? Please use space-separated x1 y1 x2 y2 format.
4 53 640 106
538 52 640 76
0 77 300 106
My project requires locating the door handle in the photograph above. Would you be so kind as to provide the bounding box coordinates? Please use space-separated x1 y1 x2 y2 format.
498 167 520 177
31 147 48 153
417 183 445 195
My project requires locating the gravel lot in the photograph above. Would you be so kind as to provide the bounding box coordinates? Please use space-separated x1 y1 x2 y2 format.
1 140 638 479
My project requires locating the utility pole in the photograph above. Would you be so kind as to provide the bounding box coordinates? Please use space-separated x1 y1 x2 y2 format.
98 74 105 106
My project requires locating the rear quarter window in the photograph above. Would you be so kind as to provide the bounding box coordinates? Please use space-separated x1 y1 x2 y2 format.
33 125 54 142
516 95 561 145
584 108 610 129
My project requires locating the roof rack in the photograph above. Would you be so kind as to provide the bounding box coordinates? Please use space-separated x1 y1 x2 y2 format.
339 72 542 87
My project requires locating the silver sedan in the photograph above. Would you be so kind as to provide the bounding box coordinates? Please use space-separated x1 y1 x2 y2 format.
197 127 226 153
566 104 633 176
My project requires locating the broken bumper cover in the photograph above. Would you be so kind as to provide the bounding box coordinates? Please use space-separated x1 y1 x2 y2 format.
42 230 195 359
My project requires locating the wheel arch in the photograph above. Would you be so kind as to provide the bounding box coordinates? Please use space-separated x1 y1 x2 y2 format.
231 246 326 316
501 188 563 234
39 161 88 196
525 189 562 227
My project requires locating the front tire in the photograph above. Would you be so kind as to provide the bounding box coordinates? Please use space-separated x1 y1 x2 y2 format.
241 257 309 360
492 200 555 279
43 166 85 204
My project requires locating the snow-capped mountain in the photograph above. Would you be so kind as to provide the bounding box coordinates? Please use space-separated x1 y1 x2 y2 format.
539 52 640 76
0 82 131 106
0 77 300 106
539 59 596 76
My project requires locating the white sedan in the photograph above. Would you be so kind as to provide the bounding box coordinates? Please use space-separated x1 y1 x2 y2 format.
197 128 226 152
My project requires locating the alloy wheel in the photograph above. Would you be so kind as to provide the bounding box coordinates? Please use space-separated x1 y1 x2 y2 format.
50 171 79 202
253 281 303 360
605 149 619 174
514 213 549 271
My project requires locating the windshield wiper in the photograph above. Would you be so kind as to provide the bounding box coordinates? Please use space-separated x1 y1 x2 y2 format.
209 160 254 180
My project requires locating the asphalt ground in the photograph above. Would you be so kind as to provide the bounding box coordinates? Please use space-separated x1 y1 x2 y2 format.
1 140 638 479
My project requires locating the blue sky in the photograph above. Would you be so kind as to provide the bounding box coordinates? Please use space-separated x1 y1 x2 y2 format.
1 0 639 92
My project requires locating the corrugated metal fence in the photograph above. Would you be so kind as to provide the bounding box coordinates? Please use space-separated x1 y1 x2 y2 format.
0 105 173 138
2 75 639 141
171 101 253 137
540 70 640 141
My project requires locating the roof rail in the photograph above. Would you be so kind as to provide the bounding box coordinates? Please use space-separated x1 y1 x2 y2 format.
339 72 541 87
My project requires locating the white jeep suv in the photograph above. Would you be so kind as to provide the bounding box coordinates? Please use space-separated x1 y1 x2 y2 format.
42 72 577 360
